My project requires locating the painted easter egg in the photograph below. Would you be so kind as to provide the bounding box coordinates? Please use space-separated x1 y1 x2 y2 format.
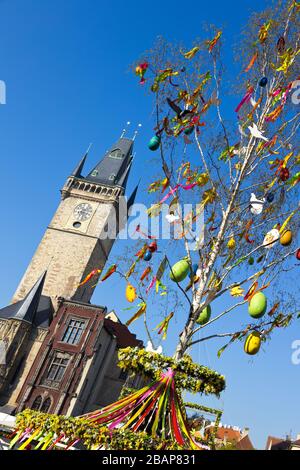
196 305 212 325
280 230 292 246
259 77 268 87
125 283 137 303
263 229 280 249
227 237 236 250
296 248 300 261
248 292 267 319
248 256 254 265
266 192 274 203
244 331 261 355
280 167 290 181
148 241 158 253
184 126 194 135
143 250 153 261
148 135 161 151
170 259 190 282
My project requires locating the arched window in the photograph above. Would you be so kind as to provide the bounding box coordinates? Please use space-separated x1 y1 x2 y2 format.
31 395 42 411
40 397 52 413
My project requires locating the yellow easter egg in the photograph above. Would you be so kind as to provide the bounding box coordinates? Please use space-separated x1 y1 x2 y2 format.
244 331 261 355
280 230 292 246
125 283 137 303
227 237 236 250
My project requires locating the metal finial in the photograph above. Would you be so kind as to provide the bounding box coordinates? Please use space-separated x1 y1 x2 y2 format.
133 123 142 141
120 121 131 138
86 142 93 155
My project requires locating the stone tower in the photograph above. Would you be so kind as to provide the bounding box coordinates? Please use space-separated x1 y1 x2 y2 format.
12 137 137 308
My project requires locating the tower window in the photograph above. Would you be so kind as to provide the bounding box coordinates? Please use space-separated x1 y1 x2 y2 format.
108 173 116 182
109 149 122 159
46 352 70 382
62 318 86 345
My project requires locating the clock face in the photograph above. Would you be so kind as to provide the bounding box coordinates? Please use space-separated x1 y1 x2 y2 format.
73 203 93 222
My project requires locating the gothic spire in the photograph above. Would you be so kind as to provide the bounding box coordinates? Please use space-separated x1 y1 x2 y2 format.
12 271 47 324
71 144 92 178
127 182 139 215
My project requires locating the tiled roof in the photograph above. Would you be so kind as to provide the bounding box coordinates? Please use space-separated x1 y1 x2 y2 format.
215 427 242 442
265 436 291 450
236 434 254 450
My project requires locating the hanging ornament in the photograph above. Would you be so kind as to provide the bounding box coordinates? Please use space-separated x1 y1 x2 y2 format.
296 248 300 261
184 126 194 135
244 52 258 72
248 292 267 319
169 258 190 283
206 31 222 53
263 228 280 248
140 266 152 282
277 36 285 54
154 312 174 340
125 302 147 326
248 123 269 142
280 230 293 246
244 331 261 355
235 86 254 113
230 286 244 297
125 283 137 303
148 241 158 253
279 167 290 181
227 237 236 250
144 250 153 261
248 256 254 265
92 264 117 287
266 192 274 203
181 46 200 59
259 77 268 87
148 135 161 151
196 305 212 325
250 193 265 215
78 268 102 287
135 62 148 85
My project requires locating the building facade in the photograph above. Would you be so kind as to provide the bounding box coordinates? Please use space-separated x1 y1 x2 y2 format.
0 136 142 415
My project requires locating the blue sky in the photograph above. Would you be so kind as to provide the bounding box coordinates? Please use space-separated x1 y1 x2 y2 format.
0 0 299 449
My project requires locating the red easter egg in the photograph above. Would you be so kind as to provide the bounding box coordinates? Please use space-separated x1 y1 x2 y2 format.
296 248 300 261
148 241 158 253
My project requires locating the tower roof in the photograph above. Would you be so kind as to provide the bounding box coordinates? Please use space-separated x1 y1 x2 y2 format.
0 272 52 327
71 154 87 178
86 137 133 188
71 144 92 178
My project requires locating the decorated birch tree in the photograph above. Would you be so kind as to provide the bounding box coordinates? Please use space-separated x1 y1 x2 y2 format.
131 0 300 362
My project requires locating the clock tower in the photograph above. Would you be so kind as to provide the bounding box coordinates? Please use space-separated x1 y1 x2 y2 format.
12 137 137 308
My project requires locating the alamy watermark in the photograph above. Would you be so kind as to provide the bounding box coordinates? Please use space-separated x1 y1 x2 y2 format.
291 80 300 105
0 80 6 104
94 198 205 250
291 340 300 365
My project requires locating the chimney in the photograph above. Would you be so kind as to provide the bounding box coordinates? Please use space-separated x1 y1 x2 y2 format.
241 427 250 438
